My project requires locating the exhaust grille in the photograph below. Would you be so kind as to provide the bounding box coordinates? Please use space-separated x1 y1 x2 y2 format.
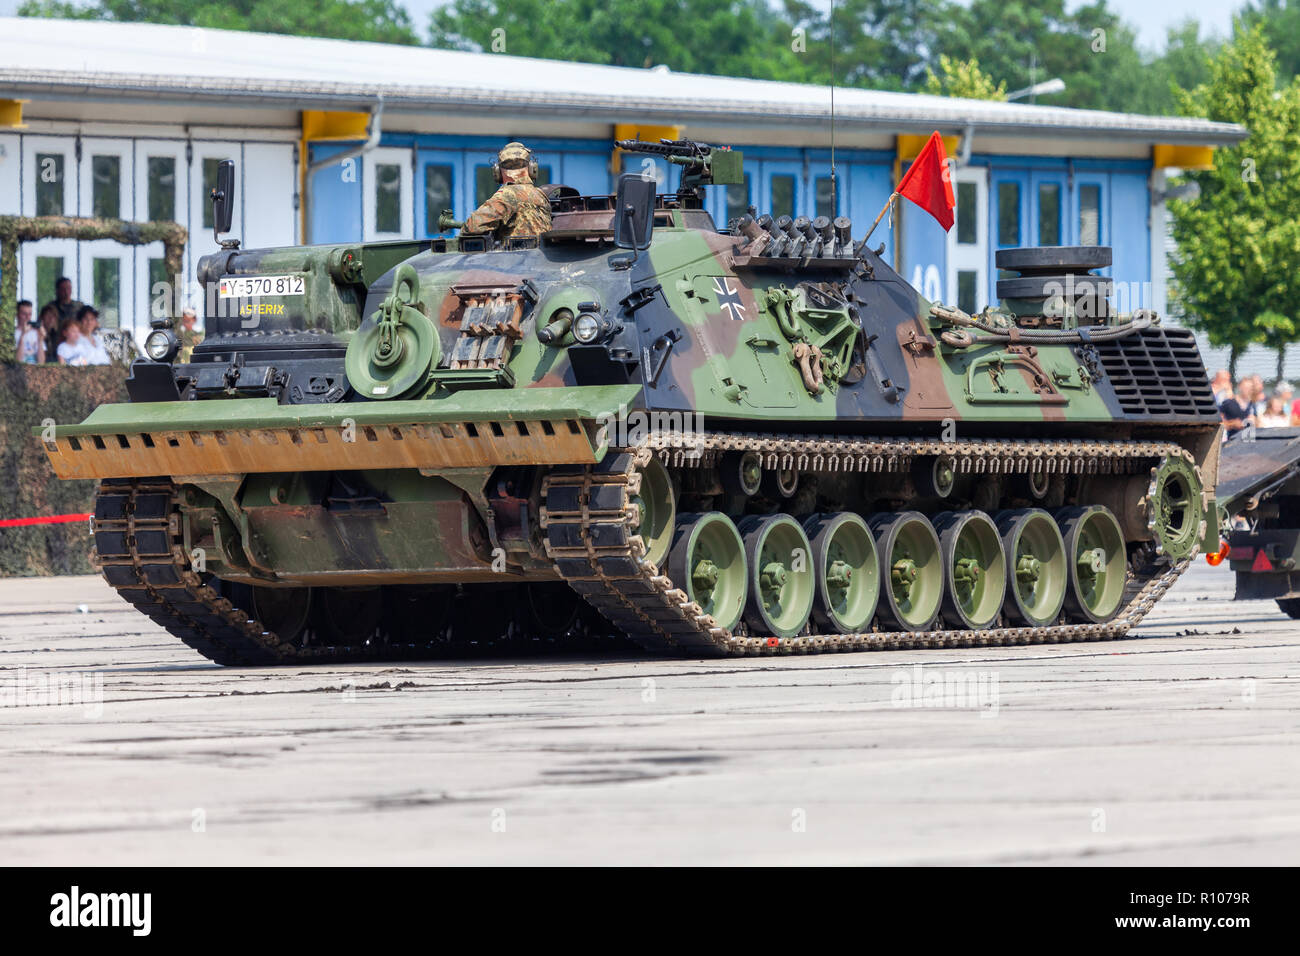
1093 326 1219 420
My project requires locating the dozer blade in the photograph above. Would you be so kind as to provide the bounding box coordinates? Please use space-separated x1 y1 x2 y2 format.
36 385 640 480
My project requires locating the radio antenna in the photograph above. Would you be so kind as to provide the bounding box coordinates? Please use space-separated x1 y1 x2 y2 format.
829 0 837 216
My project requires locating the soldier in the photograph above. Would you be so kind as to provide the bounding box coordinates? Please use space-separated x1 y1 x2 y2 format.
178 307 203 364
461 142 552 242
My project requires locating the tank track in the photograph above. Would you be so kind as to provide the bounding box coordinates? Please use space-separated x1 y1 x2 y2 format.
541 433 1196 656
90 433 1196 665
91 479 572 665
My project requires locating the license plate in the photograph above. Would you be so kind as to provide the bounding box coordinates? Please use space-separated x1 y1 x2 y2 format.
219 274 305 298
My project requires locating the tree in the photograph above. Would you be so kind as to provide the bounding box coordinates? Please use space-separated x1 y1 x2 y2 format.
923 55 1006 100
1240 0 1300 84
1167 24 1300 380
779 0 949 91
430 0 813 81
18 0 420 45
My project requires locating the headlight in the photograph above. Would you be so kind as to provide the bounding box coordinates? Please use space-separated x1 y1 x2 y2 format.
572 312 603 344
144 329 179 363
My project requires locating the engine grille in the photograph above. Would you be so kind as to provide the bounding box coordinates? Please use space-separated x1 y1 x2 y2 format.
1093 326 1219 419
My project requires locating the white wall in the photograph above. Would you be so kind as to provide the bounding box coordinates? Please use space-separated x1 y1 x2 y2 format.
0 129 299 339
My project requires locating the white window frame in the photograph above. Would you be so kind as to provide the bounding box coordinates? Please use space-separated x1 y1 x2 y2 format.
20 237 79 314
947 165 989 314
78 238 134 332
78 137 133 220
363 147 413 240
21 135 76 217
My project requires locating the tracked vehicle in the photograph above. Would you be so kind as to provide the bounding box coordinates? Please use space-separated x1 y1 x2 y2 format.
1214 428 1300 617
39 144 1222 665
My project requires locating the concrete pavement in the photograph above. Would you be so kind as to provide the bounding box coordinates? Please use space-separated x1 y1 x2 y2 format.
1 561 1297 865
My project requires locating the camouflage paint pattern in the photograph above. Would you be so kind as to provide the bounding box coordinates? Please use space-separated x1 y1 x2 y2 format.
39 185 1225 586
462 183 553 242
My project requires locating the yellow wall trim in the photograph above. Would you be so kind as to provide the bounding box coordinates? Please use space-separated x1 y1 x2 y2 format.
611 123 682 174
895 133 960 165
1153 144 1215 170
302 110 371 142
0 99 28 129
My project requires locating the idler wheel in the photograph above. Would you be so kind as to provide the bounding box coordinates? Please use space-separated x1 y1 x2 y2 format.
934 510 1006 630
868 511 943 631
668 513 747 632
1146 457 1205 562
995 509 1068 626
632 455 676 569
737 514 815 638
1055 505 1127 623
802 512 879 634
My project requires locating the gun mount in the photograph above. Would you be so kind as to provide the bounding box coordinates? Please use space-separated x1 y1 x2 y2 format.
614 138 744 205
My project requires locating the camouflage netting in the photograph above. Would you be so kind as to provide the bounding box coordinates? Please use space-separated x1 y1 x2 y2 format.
0 364 127 576
0 215 186 363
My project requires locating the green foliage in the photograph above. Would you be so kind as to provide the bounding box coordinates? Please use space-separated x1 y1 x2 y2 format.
0 365 126 577
1167 24 1300 376
18 0 419 45
1240 0 1300 83
430 0 811 79
923 55 1006 100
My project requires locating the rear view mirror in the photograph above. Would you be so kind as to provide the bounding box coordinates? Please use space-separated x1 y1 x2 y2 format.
211 160 235 238
613 174 655 251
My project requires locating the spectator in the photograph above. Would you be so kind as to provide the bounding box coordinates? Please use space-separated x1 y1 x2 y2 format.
55 318 89 366
41 276 83 327
1260 396 1290 428
1220 377 1260 437
38 304 60 363
76 305 111 365
178 307 203 363
1248 375 1267 418
14 300 43 364
1210 369 1233 407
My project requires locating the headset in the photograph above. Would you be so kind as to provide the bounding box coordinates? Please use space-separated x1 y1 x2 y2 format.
492 143 540 184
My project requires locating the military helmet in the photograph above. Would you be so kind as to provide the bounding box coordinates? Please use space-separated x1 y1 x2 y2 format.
493 141 539 183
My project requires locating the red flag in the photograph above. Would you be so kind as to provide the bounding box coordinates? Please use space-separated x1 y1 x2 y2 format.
897 131 955 231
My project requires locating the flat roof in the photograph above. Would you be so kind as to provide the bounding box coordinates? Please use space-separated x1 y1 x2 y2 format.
0 17 1247 146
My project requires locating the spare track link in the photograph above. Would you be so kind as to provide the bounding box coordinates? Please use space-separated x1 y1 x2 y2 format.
541 435 1195 656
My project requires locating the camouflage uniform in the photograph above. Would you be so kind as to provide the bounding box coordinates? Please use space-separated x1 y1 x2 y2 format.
462 142 552 242
179 328 204 364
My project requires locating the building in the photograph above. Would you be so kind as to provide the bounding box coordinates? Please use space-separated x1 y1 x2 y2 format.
0 16 1246 354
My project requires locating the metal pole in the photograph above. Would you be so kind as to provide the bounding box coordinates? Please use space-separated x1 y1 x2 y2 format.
862 191 898 243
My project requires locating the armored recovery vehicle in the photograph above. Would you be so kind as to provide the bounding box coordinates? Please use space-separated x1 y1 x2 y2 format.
39 143 1223 665
1213 428 1300 616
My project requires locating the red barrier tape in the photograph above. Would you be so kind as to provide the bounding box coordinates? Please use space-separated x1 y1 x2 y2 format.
0 513 93 528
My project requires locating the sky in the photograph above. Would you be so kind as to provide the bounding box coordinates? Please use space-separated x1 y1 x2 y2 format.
0 0 1245 51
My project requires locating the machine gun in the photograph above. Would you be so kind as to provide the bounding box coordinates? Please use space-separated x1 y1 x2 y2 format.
614 138 744 204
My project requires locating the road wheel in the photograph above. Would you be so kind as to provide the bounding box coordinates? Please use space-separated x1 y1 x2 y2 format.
934 510 1005 629
1056 506 1127 623
668 512 747 632
738 514 815 637
997 509 1067 626
869 511 943 631
803 512 879 634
